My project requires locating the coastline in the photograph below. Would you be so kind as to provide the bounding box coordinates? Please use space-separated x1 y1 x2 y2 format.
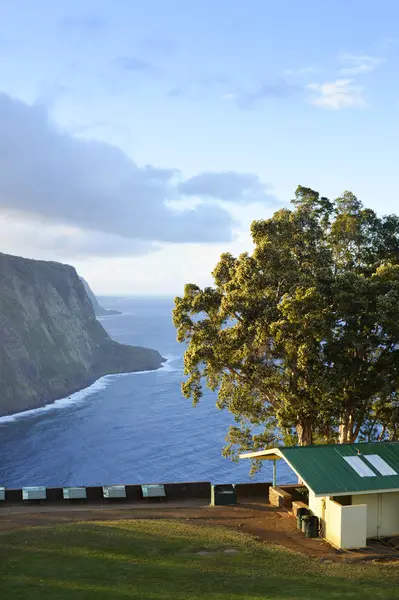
0 356 169 423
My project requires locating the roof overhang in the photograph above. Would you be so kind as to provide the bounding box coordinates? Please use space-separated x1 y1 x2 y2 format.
239 448 284 461
239 447 314 491
314 487 399 498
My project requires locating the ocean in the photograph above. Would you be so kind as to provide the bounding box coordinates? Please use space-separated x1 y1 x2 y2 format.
0 296 294 488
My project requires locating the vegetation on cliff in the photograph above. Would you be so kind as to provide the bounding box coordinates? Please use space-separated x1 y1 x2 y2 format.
0 252 164 416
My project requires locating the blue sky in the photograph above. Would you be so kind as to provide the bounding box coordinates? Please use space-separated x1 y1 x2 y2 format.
1 1 398 294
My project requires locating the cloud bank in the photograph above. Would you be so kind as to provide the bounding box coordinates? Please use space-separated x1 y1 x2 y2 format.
179 172 272 202
0 93 275 259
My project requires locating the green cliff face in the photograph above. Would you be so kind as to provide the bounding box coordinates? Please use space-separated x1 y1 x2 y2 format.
0 253 165 417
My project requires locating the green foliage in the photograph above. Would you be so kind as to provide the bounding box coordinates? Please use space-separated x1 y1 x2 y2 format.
173 186 399 462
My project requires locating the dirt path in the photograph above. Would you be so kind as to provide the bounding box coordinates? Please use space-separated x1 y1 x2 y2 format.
0 501 343 560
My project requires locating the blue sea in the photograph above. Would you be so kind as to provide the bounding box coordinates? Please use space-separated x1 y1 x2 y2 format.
0 297 294 488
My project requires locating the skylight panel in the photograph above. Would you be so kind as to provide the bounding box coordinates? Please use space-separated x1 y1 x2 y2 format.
364 454 397 476
343 455 376 477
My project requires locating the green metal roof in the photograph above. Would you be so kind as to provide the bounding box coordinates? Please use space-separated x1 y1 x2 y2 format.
280 442 399 497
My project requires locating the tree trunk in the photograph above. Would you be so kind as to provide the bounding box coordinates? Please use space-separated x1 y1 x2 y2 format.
338 421 351 444
339 414 360 444
296 420 313 483
296 419 313 446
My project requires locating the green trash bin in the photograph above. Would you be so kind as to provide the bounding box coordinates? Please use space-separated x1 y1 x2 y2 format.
304 515 319 538
297 507 310 530
211 484 237 506
301 514 311 533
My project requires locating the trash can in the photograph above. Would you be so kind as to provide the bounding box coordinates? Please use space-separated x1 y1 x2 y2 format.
297 507 310 530
301 514 311 533
211 484 237 506
304 515 319 538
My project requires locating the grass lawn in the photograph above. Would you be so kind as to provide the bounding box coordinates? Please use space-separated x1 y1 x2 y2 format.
0 519 398 599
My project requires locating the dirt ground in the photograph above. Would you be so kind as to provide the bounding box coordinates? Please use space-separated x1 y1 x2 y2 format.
0 500 339 558
1 500 398 562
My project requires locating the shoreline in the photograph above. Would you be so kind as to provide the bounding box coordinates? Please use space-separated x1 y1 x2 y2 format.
0 356 171 424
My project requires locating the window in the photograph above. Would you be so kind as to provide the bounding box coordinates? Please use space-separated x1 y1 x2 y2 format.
343 455 376 477
363 455 397 476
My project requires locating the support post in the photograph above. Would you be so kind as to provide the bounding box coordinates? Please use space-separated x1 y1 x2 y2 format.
273 459 277 487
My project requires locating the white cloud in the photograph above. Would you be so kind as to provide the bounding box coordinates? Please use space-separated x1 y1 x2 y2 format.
307 79 365 110
339 54 384 75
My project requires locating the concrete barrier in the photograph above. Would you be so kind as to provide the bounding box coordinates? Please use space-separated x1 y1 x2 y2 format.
126 485 142 501
46 487 64 502
235 482 271 501
4 489 22 503
164 482 211 501
0 480 272 506
85 486 104 502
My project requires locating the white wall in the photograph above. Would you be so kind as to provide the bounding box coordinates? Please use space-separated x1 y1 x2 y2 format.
353 492 399 538
352 494 378 538
309 490 323 518
340 504 367 549
310 493 367 549
309 488 399 546
380 492 399 536
324 497 342 548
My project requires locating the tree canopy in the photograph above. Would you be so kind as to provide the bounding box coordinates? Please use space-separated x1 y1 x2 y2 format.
173 186 399 466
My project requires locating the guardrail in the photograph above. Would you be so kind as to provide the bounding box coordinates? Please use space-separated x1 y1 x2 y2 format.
0 481 271 506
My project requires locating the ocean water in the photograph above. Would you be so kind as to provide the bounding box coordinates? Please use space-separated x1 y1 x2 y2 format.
0 297 294 488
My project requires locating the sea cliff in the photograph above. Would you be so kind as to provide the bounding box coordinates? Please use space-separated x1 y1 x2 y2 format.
80 277 122 316
0 252 164 416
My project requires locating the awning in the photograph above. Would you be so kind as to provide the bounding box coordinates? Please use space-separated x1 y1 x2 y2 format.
239 448 283 461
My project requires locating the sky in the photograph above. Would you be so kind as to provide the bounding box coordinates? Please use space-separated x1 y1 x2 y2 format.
1 1 399 295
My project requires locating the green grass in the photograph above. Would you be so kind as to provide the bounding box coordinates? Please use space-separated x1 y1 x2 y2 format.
0 519 398 599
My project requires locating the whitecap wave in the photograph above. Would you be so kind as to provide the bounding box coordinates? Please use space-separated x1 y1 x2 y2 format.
96 313 125 322
158 355 181 373
0 356 179 424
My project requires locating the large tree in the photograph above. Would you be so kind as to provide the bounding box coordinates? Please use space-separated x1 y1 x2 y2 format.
173 187 399 462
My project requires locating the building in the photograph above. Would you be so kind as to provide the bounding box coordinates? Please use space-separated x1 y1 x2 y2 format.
240 442 399 549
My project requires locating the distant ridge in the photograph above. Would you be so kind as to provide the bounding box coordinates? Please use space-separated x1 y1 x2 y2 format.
80 277 122 316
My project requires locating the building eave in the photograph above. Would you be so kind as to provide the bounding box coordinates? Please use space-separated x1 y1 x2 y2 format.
239 448 284 461
314 487 399 498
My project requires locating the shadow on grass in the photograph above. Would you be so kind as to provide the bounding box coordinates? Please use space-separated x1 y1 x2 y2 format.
1 521 398 600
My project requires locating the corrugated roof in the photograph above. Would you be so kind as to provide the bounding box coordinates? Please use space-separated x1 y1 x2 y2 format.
279 442 399 497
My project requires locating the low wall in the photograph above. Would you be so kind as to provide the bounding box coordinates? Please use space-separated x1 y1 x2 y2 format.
291 500 308 518
269 486 292 509
235 482 271 500
1 481 271 506
269 484 307 509
79 482 212 503
325 498 342 548
340 504 367 549
312 495 367 549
